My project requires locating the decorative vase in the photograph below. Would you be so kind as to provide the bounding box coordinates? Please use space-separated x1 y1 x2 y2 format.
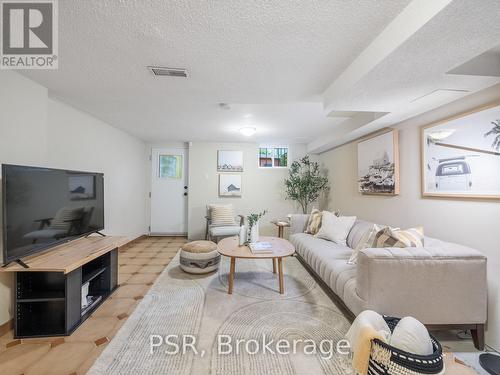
249 220 260 243
238 225 246 246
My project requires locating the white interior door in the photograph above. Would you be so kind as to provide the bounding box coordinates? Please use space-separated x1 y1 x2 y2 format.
150 148 188 235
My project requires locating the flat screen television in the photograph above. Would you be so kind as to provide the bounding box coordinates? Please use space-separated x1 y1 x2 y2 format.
2 164 104 265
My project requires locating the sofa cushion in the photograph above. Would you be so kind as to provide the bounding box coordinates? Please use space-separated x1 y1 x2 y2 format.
290 233 355 298
291 233 352 260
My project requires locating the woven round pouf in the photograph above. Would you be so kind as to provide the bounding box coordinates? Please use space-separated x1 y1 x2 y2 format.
179 240 220 274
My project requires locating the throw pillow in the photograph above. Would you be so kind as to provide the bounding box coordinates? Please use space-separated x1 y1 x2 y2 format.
389 227 424 247
305 209 322 235
209 204 236 226
390 316 433 356
373 227 424 248
347 224 385 265
315 212 357 245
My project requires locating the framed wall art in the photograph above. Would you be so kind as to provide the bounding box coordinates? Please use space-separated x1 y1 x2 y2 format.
421 102 500 199
357 129 400 195
217 150 243 172
218 174 242 197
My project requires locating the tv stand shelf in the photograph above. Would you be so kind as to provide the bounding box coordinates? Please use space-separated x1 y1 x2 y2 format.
0 236 129 338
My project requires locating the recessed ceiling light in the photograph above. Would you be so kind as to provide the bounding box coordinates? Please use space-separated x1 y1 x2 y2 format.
239 127 256 136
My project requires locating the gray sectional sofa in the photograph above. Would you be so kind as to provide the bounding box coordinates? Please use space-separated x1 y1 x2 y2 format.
289 214 488 350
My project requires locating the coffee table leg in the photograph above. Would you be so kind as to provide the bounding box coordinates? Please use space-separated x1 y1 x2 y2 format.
228 257 236 294
272 258 277 274
278 257 284 294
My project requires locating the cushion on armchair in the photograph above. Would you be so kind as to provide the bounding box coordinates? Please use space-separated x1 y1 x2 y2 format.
208 204 236 226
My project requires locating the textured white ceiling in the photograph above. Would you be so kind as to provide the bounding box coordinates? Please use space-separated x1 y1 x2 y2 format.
310 0 500 152
19 0 500 148
20 0 411 143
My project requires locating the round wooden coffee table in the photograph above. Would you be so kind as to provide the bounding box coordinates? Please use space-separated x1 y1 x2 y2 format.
217 236 295 295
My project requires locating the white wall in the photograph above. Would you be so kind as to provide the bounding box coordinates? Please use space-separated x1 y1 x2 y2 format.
188 142 307 240
319 83 500 350
0 71 149 327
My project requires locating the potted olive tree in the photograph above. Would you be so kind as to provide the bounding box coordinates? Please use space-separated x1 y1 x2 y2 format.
284 155 329 214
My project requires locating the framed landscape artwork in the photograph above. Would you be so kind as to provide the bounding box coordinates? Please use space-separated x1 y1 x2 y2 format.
421 102 500 199
219 174 242 197
217 150 243 172
357 129 400 195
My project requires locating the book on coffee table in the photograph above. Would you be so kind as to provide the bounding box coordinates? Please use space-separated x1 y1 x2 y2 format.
249 241 274 254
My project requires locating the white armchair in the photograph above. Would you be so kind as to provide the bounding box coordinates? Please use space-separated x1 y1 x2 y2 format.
205 204 244 242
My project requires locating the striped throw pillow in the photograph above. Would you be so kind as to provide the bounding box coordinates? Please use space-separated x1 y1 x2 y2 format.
209 204 236 226
305 209 322 235
347 224 384 264
374 227 424 248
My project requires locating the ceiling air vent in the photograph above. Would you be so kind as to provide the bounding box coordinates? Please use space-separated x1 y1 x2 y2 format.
147 66 188 78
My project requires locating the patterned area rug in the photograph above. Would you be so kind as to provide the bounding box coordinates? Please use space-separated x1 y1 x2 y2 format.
88 253 353 375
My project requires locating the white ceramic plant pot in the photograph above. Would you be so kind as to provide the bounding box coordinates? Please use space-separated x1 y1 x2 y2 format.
249 221 260 243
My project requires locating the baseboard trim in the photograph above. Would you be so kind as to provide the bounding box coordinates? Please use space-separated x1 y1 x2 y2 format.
0 319 13 337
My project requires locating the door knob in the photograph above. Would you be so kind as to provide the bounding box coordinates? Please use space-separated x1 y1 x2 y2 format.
184 192 188 196
184 186 188 189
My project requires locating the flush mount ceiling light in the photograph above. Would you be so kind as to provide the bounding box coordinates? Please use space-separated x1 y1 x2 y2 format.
147 66 188 78
239 127 256 136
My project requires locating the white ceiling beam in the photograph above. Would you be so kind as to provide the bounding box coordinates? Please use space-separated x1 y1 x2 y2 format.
308 0 454 154
307 111 388 154
322 0 453 115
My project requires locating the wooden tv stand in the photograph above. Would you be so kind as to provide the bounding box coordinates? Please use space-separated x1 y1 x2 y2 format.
0 236 129 338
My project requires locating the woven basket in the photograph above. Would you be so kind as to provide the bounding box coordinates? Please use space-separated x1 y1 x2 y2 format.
368 317 444 375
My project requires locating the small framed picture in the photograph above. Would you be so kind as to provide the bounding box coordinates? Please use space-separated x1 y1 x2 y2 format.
219 174 242 197
217 150 243 172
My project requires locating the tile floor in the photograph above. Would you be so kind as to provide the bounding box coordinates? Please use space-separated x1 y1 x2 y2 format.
0 236 186 375
0 235 483 374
